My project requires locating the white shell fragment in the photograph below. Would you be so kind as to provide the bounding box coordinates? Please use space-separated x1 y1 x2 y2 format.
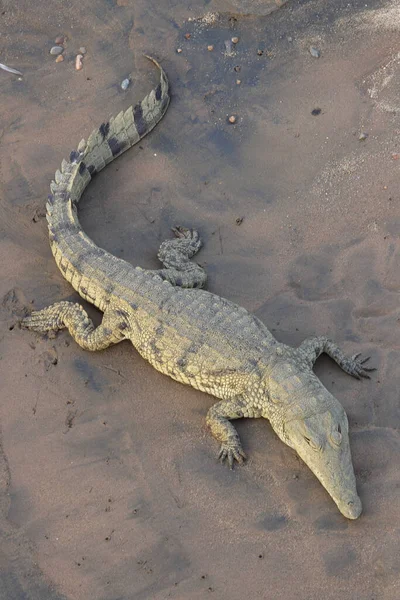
121 78 131 91
0 62 23 76
309 46 321 58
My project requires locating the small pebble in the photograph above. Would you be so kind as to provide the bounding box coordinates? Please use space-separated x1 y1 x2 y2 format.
207 45 214 51
50 46 64 56
287 36 293 42
309 46 321 58
55 35 65 45
236 216 244 225
55 55 64 63
236 79 241 85
231 36 239 44
234 65 241 72
392 153 400 160
75 54 83 70
359 132 368 141
257 49 263 56
228 115 237 124
176 48 182 54
121 78 130 91
311 107 321 116
79 47 87 55
184 33 191 39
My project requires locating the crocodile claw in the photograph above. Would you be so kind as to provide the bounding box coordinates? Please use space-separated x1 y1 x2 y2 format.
171 226 199 244
218 443 247 469
349 354 376 380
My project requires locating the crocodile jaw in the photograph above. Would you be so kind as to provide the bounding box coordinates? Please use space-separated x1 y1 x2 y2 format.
283 411 362 520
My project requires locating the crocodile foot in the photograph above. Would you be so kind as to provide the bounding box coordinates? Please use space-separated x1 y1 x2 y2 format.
218 441 247 469
346 354 376 380
171 225 200 243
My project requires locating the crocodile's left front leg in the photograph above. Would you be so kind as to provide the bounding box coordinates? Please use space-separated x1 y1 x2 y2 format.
298 336 375 379
206 397 259 469
156 226 207 288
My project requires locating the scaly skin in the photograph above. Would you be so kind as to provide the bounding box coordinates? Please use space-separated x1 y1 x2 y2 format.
22 57 375 519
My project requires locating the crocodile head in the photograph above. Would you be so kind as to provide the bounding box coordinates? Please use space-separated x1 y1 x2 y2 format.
267 361 361 519
283 408 362 519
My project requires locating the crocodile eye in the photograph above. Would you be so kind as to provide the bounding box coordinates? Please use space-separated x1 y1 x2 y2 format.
330 425 342 446
304 436 322 451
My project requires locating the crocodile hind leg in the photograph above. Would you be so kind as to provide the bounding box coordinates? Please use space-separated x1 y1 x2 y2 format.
206 398 251 469
156 226 207 288
299 336 376 379
21 301 126 350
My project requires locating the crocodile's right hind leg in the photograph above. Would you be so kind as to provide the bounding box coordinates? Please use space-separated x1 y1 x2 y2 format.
156 226 207 288
21 301 126 350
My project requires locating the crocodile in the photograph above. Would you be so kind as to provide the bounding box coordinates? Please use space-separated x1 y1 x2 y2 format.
22 56 374 520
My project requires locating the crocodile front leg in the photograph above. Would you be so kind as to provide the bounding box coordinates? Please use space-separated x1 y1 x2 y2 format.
298 336 375 379
206 398 254 469
156 226 207 288
21 301 126 350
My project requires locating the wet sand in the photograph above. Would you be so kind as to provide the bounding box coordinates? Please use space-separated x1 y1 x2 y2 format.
1 0 400 598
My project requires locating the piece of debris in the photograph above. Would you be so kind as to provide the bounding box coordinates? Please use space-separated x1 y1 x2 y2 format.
75 54 84 70
55 55 64 63
392 153 400 160
311 107 321 116
50 46 64 55
234 65 241 72
55 35 65 45
287 36 293 42
236 79 241 85
236 216 244 225
0 62 23 76
231 36 239 44
121 78 131 91
32 208 46 222
207 45 214 51
79 47 87 55
358 132 368 141
257 49 263 56
176 48 182 54
184 33 191 39
309 46 321 58
228 115 237 124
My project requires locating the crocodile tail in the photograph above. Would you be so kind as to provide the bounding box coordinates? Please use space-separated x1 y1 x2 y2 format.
45 56 170 243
